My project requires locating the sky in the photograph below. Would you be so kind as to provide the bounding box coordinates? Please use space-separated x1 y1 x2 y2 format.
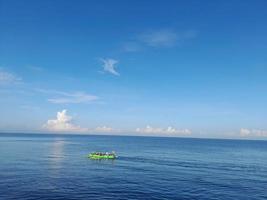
0 0 267 139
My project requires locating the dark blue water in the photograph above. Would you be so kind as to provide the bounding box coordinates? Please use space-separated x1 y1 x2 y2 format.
0 133 267 200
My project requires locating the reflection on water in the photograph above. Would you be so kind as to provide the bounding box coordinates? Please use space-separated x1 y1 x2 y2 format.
49 138 65 170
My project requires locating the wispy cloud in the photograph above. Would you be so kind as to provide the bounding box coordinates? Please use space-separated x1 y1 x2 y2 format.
139 30 178 47
123 29 197 51
140 29 196 47
136 125 191 135
27 65 43 72
0 69 22 85
48 92 98 104
100 58 120 76
43 109 87 132
240 128 267 137
122 42 142 52
37 89 98 104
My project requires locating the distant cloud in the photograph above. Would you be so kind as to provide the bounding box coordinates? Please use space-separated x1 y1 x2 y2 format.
94 126 114 132
43 109 87 132
100 58 120 76
37 89 98 104
240 128 251 137
240 128 267 137
136 125 191 135
0 69 21 85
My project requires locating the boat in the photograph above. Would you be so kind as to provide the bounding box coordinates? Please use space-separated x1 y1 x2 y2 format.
88 151 117 159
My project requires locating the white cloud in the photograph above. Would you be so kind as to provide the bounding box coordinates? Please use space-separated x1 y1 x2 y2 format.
94 126 114 132
100 58 120 76
138 29 196 48
136 125 191 135
43 109 87 132
240 128 267 137
240 128 251 137
0 69 21 85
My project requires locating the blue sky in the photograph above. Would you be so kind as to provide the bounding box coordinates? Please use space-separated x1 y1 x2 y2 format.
0 0 267 138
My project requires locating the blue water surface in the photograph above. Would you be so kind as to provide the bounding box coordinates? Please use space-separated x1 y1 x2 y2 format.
0 133 267 200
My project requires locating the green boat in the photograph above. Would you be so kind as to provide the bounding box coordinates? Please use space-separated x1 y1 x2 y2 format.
88 152 116 159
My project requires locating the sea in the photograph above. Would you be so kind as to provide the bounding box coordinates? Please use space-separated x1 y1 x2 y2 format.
0 133 267 200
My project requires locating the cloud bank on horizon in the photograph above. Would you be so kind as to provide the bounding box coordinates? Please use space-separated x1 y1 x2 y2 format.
240 128 267 138
42 110 267 139
136 125 191 135
43 110 116 133
43 110 192 136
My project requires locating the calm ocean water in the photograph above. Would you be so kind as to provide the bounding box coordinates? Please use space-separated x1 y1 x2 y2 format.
0 133 267 200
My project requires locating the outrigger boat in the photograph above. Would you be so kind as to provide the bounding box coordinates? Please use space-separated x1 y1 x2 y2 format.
88 151 117 159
